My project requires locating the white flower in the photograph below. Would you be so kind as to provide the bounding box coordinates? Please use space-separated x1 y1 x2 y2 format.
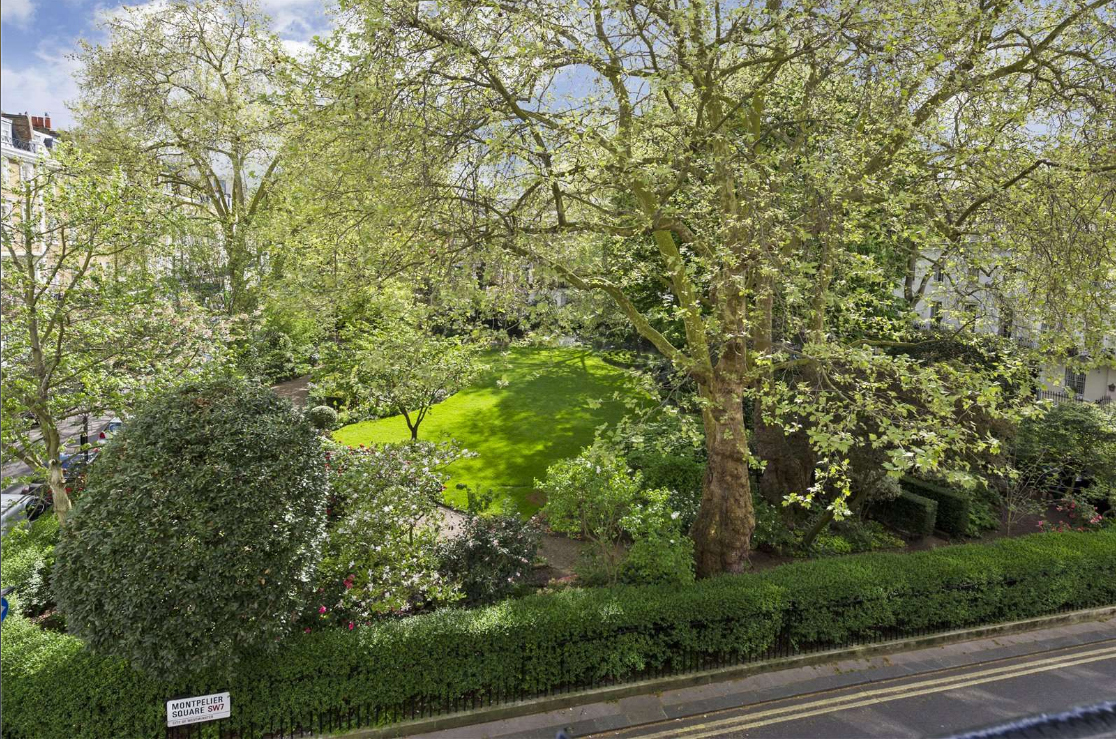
670 511 680 520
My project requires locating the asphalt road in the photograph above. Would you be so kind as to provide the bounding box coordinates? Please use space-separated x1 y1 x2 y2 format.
590 640 1116 738
408 619 1116 739
0 414 113 486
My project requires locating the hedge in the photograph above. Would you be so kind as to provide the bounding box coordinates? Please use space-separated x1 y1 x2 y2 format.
871 489 938 537
901 477 971 537
3 530 1114 739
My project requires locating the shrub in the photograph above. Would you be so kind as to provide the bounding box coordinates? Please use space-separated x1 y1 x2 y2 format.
539 445 642 584
0 515 60 620
901 477 971 537
809 519 904 557
753 493 798 554
4 530 1113 739
627 447 705 531
619 487 695 586
307 404 339 430
316 441 466 621
52 375 327 677
968 482 1001 534
870 490 938 537
438 494 541 606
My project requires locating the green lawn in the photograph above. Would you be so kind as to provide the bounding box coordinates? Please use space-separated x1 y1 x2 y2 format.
332 346 648 515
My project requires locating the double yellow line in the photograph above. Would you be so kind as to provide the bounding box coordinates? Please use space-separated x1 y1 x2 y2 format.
598 642 1116 738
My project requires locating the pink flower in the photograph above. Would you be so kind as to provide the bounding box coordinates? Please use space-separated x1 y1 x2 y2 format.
304 627 311 633
318 606 327 614
348 622 354 631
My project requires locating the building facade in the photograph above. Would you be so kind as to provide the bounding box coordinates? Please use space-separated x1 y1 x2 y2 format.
902 254 1115 405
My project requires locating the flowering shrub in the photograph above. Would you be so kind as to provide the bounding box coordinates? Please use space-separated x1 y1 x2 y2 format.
438 495 541 605
1039 493 1107 533
312 441 471 624
539 444 692 585
619 487 694 586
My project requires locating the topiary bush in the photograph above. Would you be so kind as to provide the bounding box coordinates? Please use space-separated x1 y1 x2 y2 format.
52 375 327 677
869 490 938 538
307 404 339 430
901 477 971 537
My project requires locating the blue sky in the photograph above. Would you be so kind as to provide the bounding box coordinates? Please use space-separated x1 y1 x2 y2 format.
1 0 331 129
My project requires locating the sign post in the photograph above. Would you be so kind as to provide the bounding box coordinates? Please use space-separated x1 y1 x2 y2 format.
167 692 230 728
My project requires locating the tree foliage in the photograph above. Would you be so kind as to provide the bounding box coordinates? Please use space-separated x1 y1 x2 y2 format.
0 146 216 523
326 0 1115 573
74 0 292 313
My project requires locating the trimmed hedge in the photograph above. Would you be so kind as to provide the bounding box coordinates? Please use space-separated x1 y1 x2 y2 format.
901 477 971 537
871 490 938 537
3 531 1114 739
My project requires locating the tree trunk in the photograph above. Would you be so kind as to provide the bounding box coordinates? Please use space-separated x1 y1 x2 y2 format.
690 370 754 577
42 426 73 524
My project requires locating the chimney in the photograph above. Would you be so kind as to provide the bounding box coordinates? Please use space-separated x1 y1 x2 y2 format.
30 113 52 131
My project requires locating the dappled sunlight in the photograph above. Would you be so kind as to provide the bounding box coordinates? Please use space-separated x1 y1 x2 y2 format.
333 346 651 514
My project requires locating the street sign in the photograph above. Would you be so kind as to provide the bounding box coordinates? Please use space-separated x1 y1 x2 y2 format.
1 597 8 623
166 692 230 727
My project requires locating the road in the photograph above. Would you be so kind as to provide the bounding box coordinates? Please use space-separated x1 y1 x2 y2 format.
408 617 1116 739
590 639 1116 738
0 414 113 486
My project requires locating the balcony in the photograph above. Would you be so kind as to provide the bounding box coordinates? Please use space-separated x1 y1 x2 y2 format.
1 134 39 153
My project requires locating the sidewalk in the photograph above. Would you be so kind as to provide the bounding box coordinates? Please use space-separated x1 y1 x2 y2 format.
406 615 1116 739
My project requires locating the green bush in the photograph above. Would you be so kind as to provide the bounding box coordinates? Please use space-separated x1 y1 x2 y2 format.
1 515 59 594
307 404 339 430
53 375 328 677
438 499 541 606
901 477 971 537
870 490 938 537
627 448 705 531
6 531 1113 739
618 487 695 586
0 515 60 620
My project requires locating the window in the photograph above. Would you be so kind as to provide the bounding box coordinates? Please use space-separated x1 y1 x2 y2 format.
930 301 942 326
999 309 1013 339
1064 367 1086 396
933 263 943 282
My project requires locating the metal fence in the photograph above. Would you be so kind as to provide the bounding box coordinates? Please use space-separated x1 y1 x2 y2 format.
1036 389 1113 406
161 593 1095 739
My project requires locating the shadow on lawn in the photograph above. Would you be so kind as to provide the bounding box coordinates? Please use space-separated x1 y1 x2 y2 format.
447 348 648 515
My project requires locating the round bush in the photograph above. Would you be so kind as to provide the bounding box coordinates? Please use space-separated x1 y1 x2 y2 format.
53 375 327 676
308 404 339 430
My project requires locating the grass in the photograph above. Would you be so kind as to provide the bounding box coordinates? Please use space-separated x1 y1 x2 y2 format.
332 346 649 515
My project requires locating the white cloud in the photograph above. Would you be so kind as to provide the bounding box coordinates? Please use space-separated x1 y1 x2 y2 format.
259 0 330 38
1 0 36 27
0 41 81 129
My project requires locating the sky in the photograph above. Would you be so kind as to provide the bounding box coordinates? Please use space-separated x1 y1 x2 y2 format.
0 0 332 130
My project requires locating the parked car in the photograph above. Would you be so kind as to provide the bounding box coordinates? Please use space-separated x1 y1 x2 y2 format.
0 483 50 534
61 449 100 481
97 417 123 441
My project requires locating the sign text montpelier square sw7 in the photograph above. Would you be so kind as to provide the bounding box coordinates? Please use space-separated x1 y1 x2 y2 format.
167 692 231 727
